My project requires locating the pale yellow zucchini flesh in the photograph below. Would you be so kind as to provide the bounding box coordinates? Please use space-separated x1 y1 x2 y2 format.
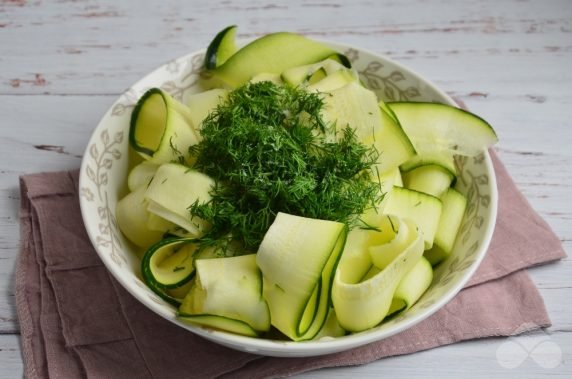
178 254 270 335
256 213 347 341
332 216 425 332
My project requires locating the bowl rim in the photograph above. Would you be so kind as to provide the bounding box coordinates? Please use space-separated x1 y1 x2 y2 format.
79 38 498 357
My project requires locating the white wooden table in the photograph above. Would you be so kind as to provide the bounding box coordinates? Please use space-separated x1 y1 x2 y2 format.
1 0 571 377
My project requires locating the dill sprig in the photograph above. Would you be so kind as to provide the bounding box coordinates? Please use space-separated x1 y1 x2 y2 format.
189 81 382 251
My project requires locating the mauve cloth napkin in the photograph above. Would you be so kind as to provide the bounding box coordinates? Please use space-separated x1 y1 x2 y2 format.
16 150 565 379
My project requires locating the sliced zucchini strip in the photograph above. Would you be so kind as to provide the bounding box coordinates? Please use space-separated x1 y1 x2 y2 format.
371 104 416 174
280 58 348 87
337 226 375 285
387 102 498 157
178 314 258 337
256 213 347 341
379 99 400 125
402 164 455 198
145 163 214 237
387 256 433 317
307 69 357 93
319 81 415 175
127 160 159 192
129 88 199 164
179 254 270 334
204 25 238 69
307 67 327 85
141 237 198 306
425 188 467 265
320 80 381 141
211 32 346 88
383 186 443 249
146 212 175 233
116 186 164 248
400 151 457 177
326 53 352 68
393 166 404 187
313 308 346 339
186 88 229 134
374 167 403 215
332 216 424 332
377 167 402 195
166 280 193 300
368 215 413 269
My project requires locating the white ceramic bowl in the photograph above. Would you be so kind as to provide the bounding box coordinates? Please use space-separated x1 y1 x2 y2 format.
79 41 498 357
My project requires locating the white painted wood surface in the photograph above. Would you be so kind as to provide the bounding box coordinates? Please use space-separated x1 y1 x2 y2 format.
1 0 571 377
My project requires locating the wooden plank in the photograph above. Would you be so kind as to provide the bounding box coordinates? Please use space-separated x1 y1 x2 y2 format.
0 329 570 378
0 0 570 95
305 329 572 377
0 334 24 378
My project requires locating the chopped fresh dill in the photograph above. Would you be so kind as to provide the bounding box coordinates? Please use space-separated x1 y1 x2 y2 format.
388 216 397 233
356 219 382 232
188 81 383 251
169 135 185 164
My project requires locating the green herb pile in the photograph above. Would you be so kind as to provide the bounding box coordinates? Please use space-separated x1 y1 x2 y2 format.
189 81 382 251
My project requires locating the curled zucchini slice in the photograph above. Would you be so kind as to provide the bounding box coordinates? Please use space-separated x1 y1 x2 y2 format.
383 186 443 249
256 212 347 341
127 161 159 192
387 256 433 317
211 32 348 88
387 102 498 157
178 254 270 335
424 188 467 265
332 216 424 332
402 164 455 199
204 25 238 70
372 104 416 174
319 81 415 175
368 215 413 270
280 58 348 87
313 308 346 339
141 237 198 306
144 163 214 238
129 88 199 165
116 185 164 248
186 88 229 133
178 314 259 337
